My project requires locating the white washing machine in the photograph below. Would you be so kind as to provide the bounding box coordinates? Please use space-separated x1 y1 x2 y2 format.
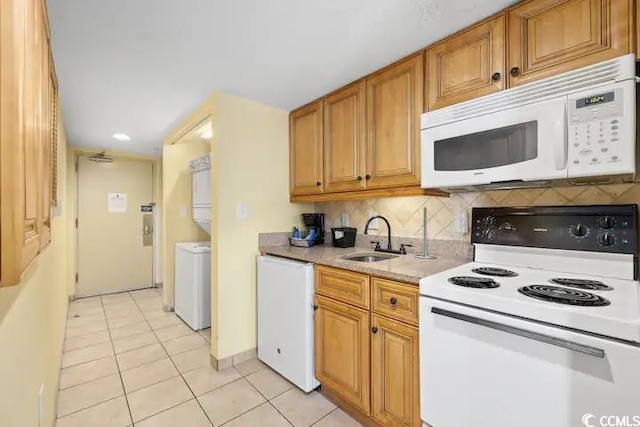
175 242 211 330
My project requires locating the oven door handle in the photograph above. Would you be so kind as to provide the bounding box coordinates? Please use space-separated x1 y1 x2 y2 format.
431 307 605 358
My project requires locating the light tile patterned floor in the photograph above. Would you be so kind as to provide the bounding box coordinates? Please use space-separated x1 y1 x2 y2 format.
57 288 362 427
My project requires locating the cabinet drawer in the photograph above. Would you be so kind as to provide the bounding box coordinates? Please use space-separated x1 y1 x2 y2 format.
372 278 419 325
316 266 370 309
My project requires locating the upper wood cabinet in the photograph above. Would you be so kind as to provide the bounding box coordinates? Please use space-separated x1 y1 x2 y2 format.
0 0 55 286
315 294 371 415
371 314 420 427
426 15 506 110
290 101 323 196
323 81 366 193
366 54 423 189
507 0 633 87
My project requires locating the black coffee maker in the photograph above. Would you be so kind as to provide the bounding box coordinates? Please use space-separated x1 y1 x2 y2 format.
302 213 325 245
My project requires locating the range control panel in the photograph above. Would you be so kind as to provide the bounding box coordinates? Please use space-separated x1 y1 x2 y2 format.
472 205 638 254
567 85 634 177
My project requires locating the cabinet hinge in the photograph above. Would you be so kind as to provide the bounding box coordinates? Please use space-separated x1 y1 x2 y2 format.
75 273 78 283
75 161 78 172
75 218 78 228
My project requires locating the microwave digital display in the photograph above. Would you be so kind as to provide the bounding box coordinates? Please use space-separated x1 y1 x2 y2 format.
576 92 614 108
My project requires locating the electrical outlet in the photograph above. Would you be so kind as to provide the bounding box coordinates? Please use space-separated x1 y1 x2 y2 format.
341 213 349 227
38 384 44 427
368 211 379 230
455 211 469 234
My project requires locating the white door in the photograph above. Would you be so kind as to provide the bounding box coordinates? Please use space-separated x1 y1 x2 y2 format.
77 155 154 297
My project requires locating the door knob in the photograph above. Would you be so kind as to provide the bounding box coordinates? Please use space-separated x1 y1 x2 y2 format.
510 66 520 77
491 72 501 82
371 327 378 334
390 297 398 305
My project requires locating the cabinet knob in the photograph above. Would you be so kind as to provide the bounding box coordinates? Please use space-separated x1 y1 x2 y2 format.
313 305 318 311
491 72 501 82
365 174 371 180
316 181 322 187
371 327 378 334
390 297 398 305
357 176 363 181
510 67 520 77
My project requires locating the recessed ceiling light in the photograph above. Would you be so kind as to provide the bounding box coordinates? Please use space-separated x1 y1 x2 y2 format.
113 133 131 141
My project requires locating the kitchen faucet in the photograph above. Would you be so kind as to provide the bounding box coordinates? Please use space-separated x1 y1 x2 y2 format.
364 215 407 255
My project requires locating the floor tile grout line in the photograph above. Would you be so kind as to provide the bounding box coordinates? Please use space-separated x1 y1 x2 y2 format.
309 407 340 426
104 292 136 426
240 374 296 427
128 290 215 426
58 354 119 390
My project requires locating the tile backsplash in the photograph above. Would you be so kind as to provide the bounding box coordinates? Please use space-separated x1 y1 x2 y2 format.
317 184 640 241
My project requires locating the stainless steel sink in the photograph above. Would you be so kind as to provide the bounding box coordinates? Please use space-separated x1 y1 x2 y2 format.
343 253 398 263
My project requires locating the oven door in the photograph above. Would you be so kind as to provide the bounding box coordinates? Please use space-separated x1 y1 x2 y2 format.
420 297 640 427
421 98 568 189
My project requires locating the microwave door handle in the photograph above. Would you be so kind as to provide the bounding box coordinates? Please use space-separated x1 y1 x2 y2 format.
555 103 568 170
431 307 606 358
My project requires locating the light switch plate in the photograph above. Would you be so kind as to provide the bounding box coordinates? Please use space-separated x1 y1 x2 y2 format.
341 213 349 227
368 211 379 230
237 203 248 220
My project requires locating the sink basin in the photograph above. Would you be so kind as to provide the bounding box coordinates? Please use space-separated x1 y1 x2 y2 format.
343 253 398 263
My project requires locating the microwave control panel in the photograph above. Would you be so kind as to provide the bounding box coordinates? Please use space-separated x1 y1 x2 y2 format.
567 86 633 177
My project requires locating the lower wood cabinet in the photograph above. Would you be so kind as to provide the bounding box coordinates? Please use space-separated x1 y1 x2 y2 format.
314 294 371 414
371 314 420 427
315 266 420 426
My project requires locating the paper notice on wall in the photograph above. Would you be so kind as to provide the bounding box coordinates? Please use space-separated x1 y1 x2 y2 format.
108 193 127 213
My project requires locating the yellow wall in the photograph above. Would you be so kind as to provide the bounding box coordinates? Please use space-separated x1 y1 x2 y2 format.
0 123 70 427
211 94 312 359
161 141 210 308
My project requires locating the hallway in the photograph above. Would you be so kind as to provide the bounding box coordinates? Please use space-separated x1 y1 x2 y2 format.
57 289 360 426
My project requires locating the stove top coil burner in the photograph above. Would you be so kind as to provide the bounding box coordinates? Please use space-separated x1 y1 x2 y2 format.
472 267 519 277
518 285 611 307
448 276 500 289
548 278 613 291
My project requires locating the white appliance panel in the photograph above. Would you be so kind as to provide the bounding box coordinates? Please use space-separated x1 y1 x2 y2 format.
420 298 640 427
257 255 319 393
175 242 211 330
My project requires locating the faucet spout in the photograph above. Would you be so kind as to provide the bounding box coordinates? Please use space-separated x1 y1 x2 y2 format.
364 215 392 251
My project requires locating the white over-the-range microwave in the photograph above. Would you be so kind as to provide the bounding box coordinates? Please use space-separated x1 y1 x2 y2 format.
421 54 638 191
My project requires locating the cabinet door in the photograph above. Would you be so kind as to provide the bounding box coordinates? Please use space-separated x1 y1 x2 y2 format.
426 15 506 111
315 295 370 415
323 81 366 193
39 2 51 249
366 54 423 189
290 101 323 196
0 0 26 286
507 0 633 87
371 315 420 427
22 0 44 269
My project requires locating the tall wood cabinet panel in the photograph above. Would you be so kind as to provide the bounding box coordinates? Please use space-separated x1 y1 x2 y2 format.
366 54 422 189
314 294 371 415
0 0 55 286
426 15 506 111
371 314 420 427
507 0 633 87
290 101 323 196
22 0 44 269
323 81 366 193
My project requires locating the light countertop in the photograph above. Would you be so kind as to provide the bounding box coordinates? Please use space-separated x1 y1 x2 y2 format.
260 245 468 285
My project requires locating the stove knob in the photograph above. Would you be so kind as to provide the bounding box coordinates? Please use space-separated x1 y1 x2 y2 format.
573 224 587 237
483 216 496 227
597 216 616 229
597 233 615 247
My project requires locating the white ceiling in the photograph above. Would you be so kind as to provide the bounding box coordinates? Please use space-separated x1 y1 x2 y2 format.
47 0 515 156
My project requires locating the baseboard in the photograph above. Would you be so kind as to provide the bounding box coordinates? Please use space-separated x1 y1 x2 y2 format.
210 348 257 371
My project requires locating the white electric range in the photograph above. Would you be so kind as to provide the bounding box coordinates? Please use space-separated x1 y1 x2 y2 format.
419 205 640 427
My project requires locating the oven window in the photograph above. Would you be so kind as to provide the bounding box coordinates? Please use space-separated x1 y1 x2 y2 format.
434 121 538 171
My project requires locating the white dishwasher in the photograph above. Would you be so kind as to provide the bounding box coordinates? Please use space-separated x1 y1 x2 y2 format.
257 255 319 393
